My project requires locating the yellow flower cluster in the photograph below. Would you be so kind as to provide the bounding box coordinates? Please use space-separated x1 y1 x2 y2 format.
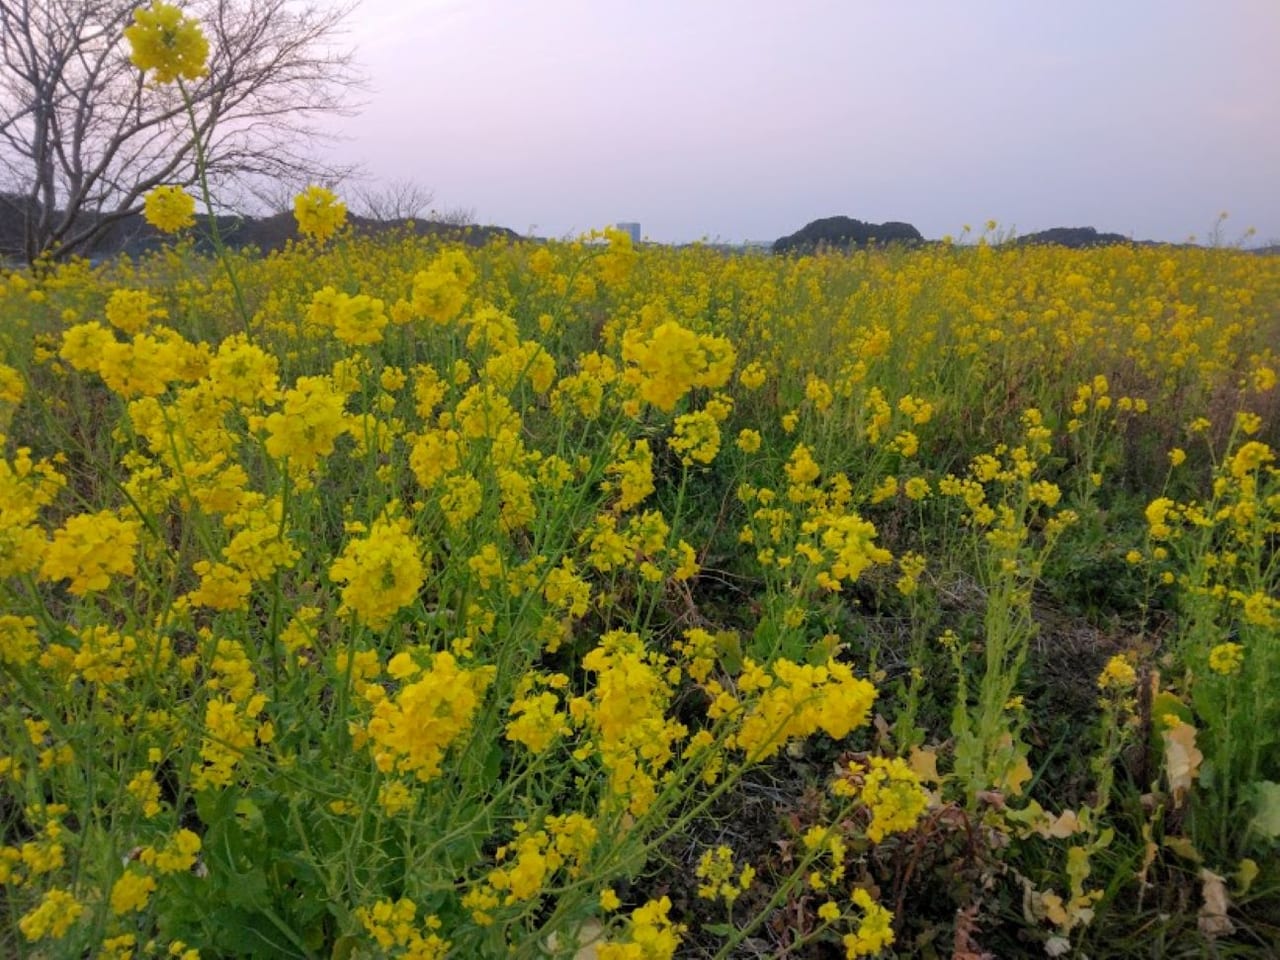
1097 655 1138 691
105 288 167 334
355 650 496 781
193 691 268 790
1207 642 1244 676
329 515 426 629
695 844 756 905
125 1 209 84
357 898 449 958
0 446 65 581
739 445 894 598
603 437 655 509
263 374 349 475
621 319 735 411
0 363 23 411
39 510 139 595
143 186 197 233
307 286 389 346
410 249 476 323
110 867 157 914
703 657 877 761
18 887 84 942
569 631 687 815
801 824 848 891
832 756 930 843
505 673 572 754
597 896 685 960
0 614 39 668
465 812 599 920
843 888 896 957
293 185 347 243
670 409 722 466
5 211 1278 956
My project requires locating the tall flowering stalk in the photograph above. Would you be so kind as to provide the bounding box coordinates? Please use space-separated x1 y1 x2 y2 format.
126 1 252 338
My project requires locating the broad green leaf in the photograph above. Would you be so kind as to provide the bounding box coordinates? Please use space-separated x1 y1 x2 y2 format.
1248 780 1280 840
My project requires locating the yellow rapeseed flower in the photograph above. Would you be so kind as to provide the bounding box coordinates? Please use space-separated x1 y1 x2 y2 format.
854 756 930 842
360 651 495 782
263 375 349 472
1097 654 1137 691
695 845 755 905
125 2 209 84
329 517 426 630
843 888 895 957
18 888 83 941
736 428 762 453
904 476 931 501
670 409 721 465
1207 642 1244 676
621 320 735 411
1229 440 1273 479
39 510 140 595
505 690 571 754
0 363 23 407
598 896 685 960
293 185 347 243
143 185 196 233
104 288 166 335
110 868 157 914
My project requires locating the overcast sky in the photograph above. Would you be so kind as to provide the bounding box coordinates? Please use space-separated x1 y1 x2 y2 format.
326 0 1280 245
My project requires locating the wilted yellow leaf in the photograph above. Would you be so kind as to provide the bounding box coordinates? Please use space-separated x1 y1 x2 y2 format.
908 746 940 784
1161 720 1202 807
1162 834 1202 863
1135 821 1158 891
1066 846 1091 895
1045 809 1083 839
1041 891 1069 926
1236 858 1259 896
1002 756 1032 796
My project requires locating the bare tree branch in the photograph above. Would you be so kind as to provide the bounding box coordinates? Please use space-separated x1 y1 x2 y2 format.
352 177 436 222
431 204 475 227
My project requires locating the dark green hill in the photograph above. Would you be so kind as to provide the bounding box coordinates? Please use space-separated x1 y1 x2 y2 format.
772 216 924 254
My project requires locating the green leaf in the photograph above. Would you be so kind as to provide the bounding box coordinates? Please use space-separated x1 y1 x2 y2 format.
196 786 240 828
481 740 504 784
224 865 272 911
1248 780 1280 840
205 907 304 959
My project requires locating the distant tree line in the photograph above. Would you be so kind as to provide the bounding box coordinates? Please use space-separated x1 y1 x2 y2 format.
0 192 512 263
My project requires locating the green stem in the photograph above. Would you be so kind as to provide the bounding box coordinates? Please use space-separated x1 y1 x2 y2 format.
710 814 849 960
177 78 253 340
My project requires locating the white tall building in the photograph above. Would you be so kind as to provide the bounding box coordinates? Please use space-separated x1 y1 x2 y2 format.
615 222 641 244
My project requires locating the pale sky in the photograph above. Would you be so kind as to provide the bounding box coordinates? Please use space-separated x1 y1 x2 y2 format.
325 0 1280 245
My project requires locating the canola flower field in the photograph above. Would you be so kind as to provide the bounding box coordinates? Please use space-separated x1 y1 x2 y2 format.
3 214 1278 959
2 4 1279 958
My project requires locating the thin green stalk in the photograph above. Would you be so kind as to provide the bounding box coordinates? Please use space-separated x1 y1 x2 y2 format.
177 78 253 340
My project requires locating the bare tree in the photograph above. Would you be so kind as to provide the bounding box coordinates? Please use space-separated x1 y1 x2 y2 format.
0 0 361 262
430 203 475 227
351 177 435 222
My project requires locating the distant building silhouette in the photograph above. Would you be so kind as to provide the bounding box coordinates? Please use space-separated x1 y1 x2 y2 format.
615 222 641 244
